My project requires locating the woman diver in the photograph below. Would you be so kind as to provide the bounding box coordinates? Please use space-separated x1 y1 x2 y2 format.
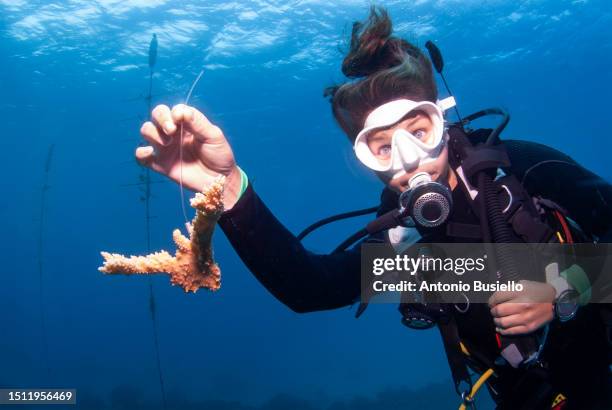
136 7 612 409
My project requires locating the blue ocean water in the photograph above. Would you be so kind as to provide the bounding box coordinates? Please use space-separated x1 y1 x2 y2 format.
0 0 610 409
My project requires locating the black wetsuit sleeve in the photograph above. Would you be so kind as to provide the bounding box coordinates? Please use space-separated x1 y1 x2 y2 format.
505 139 612 240
505 140 612 293
217 183 361 313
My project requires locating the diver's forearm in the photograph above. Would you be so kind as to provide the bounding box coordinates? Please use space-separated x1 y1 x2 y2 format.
218 183 361 313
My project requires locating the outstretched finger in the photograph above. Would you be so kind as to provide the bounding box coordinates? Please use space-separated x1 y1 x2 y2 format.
135 145 168 175
135 146 155 166
171 104 225 145
140 121 170 147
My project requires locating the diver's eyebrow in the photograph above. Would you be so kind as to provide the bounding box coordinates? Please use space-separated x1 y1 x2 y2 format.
367 133 389 142
368 114 425 141
400 114 424 128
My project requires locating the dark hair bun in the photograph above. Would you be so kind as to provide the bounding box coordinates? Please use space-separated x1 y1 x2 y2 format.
342 7 411 78
328 6 438 140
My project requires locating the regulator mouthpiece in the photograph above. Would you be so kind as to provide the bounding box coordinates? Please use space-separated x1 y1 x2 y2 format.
398 172 453 229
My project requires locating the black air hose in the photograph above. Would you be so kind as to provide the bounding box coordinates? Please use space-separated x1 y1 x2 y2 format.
478 140 542 369
479 172 520 281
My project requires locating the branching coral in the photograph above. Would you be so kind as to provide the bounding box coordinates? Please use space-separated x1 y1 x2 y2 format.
99 176 225 292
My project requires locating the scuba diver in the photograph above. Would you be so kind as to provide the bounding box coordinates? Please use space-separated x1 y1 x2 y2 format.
135 7 612 410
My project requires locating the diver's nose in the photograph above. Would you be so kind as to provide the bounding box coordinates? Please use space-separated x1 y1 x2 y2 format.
393 137 420 171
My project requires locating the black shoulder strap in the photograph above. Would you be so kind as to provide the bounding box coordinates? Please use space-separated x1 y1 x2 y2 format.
447 126 556 245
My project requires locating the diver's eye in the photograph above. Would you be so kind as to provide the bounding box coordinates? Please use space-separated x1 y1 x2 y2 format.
378 145 392 158
413 129 428 140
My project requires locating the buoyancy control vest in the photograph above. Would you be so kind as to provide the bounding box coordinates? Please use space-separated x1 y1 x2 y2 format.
296 123 612 407
391 126 612 408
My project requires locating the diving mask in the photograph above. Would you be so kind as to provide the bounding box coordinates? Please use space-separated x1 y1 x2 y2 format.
353 98 455 180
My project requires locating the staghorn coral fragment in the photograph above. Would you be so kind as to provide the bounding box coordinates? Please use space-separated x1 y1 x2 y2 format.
99 176 225 292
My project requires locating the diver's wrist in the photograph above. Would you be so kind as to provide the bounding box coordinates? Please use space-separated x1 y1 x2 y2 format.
546 262 590 305
554 288 580 322
237 166 248 198
221 166 244 211
547 263 590 322
561 264 591 305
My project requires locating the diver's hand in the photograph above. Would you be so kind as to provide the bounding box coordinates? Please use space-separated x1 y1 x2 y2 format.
488 280 555 336
136 104 242 211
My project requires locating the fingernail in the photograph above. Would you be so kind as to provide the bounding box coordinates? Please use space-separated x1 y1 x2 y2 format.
164 121 176 134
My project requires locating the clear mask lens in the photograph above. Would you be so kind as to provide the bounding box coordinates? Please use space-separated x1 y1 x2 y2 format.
354 101 446 169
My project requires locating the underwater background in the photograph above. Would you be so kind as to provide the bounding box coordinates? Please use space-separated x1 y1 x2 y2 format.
1 0 610 409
